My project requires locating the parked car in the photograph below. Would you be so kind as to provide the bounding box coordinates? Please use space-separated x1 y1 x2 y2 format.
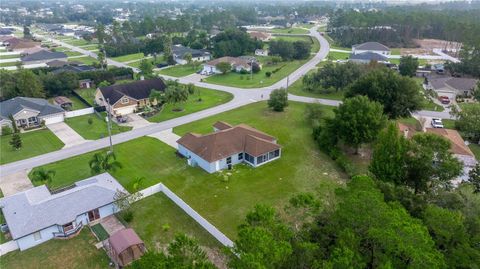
431 118 444 128
439 96 450 104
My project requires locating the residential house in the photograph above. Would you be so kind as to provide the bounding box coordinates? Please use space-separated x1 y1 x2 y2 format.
255 49 269 56
248 31 272 42
349 51 389 64
352 42 390 55
55 29 75 36
21 50 67 65
0 37 41 52
95 78 166 116
0 173 126 250
177 121 282 173
426 76 478 98
201 57 253 75
50 63 96 74
0 97 65 130
172 45 211 65
426 128 477 184
0 28 14 36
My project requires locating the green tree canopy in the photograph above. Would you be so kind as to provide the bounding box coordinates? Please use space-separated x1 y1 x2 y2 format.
399 55 419 77
215 62 232 74
268 88 289 112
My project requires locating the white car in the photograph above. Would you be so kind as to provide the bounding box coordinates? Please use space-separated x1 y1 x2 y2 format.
431 118 444 128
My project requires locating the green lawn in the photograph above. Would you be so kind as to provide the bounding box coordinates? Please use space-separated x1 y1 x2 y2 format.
158 64 202 77
90 224 109 241
390 48 401 55
74 88 96 106
0 61 19 67
64 39 91 46
30 102 346 238
469 144 480 160
48 95 89 110
421 98 444 112
398 117 422 131
65 114 132 140
0 230 109 269
68 56 98 65
442 119 456 129
111 53 145 63
130 193 222 250
0 54 20 59
0 129 64 164
52 46 71 52
327 51 350 61
79 44 99 50
147 87 233 123
330 45 351 51
269 27 309 34
204 56 309 88
64 51 83 57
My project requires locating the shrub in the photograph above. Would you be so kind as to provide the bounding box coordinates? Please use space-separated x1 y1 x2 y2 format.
162 224 171 231
268 88 288 112
87 117 93 125
265 71 272 77
1 125 12 136
240 69 249 75
121 210 134 222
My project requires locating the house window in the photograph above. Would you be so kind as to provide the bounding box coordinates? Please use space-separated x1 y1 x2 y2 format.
33 231 42 241
238 153 243 160
226 157 232 164
245 153 254 164
63 222 74 232
28 117 37 123
122 97 129 104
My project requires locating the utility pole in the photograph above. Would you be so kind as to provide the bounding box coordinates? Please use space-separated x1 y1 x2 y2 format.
106 98 114 154
250 59 254 80
286 76 290 91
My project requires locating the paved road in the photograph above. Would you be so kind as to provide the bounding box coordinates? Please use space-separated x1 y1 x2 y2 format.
1 26 453 177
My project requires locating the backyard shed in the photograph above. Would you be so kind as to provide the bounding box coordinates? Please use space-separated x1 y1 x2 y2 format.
107 228 146 267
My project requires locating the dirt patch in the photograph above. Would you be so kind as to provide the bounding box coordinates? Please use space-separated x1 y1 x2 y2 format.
203 247 229 269
405 38 463 56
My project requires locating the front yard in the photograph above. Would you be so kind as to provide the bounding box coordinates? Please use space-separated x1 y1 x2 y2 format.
65 114 132 140
0 230 109 269
0 129 64 164
268 28 309 34
157 64 202 77
31 102 347 238
111 53 145 63
68 56 98 65
147 87 233 123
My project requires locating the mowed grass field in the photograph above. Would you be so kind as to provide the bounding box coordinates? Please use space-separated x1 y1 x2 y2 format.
0 129 64 164
65 114 132 140
31 102 347 237
111 53 145 62
147 87 233 123
157 64 202 77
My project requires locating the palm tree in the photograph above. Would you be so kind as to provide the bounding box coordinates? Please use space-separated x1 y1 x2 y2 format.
89 151 123 175
31 168 56 186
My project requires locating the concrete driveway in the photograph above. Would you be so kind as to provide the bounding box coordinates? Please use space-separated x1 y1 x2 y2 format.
47 122 87 148
123 114 152 129
148 128 181 149
0 170 32 196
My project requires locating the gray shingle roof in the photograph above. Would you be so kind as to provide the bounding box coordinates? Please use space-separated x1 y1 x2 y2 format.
21 50 67 62
429 77 478 91
0 97 64 120
349 52 388 61
0 173 126 239
172 45 210 59
99 78 166 105
353 42 390 52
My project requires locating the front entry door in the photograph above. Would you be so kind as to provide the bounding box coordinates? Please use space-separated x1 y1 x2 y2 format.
88 209 100 222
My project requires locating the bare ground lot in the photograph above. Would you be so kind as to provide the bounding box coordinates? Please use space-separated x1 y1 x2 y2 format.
402 38 463 56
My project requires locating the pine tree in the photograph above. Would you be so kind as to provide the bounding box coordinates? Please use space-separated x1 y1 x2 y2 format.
10 133 22 150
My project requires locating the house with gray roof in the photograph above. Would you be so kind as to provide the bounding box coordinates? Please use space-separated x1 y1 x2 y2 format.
349 51 389 64
21 50 67 65
426 77 478 97
172 44 211 65
352 42 390 56
0 97 65 131
0 173 126 250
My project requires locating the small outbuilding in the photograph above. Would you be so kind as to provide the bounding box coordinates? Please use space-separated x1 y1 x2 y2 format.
107 228 146 268
54 96 73 110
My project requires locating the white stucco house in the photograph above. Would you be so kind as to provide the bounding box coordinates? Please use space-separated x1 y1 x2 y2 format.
0 97 65 131
349 51 390 64
426 76 478 98
201 57 252 75
0 173 126 250
352 42 391 55
177 121 282 173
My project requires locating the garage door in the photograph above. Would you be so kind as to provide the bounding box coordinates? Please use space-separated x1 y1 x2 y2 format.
42 114 65 125
114 106 136 116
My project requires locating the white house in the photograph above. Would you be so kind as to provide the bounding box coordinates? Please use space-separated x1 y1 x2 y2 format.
0 173 126 250
426 77 478 98
255 49 269 56
201 57 252 75
172 45 211 65
177 121 282 173
349 51 389 64
352 42 390 55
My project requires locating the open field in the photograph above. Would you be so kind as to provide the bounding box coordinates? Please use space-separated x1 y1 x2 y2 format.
268 27 309 34
0 230 109 269
30 102 346 237
0 129 64 164
157 64 202 77
65 114 132 140
147 87 233 123
68 56 98 65
111 53 145 63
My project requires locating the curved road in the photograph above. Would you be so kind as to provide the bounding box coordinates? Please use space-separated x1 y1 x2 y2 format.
1 27 452 176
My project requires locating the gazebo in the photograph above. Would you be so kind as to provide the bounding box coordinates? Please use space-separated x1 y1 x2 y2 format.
107 228 146 268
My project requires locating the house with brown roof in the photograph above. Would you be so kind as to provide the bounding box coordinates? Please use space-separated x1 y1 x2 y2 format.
248 31 272 42
0 37 41 52
201 56 253 75
177 121 282 173
94 78 166 116
426 128 477 183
